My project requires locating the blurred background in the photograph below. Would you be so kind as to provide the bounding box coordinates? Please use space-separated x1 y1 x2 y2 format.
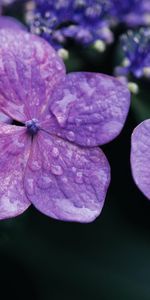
1 1 150 300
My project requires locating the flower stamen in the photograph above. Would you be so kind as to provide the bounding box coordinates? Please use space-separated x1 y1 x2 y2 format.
25 119 39 135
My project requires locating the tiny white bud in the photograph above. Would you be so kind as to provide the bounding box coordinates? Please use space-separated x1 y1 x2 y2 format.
143 67 150 78
93 40 106 52
128 82 139 94
57 48 69 60
122 58 131 67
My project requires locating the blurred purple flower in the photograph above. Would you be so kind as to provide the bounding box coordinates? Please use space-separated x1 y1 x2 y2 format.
0 29 130 222
26 0 113 50
0 0 16 12
131 120 150 200
0 0 15 5
111 0 150 27
115 28 150 81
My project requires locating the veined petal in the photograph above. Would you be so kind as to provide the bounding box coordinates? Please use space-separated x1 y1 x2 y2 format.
0 123 31 220
24 131 110 223
50 72 130 146
0 29 65 122
131 119 150 200
0 112 11 123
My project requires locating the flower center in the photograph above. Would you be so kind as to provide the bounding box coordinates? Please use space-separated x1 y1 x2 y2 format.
25 119 39 135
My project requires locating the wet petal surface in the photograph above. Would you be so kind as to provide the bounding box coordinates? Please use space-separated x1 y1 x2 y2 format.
24 131 110 223
0 29 65 122
0 112 11 123
0 123 31 220
131 119 150 200
50 72 130 146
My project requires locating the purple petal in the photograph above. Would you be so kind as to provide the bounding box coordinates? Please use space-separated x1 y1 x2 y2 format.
0 112 11 123
131 119 150 200
0 29 65 122
50 72 130 146
24 131 110 223
0 124 31 220
0 16 27 31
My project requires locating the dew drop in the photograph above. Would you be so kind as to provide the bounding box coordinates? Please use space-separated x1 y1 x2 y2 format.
75 172 83 184
51 147 59 158
75 118 82 126
30 160 41 171
62 176 68 183
56 61 63 71
37 176 52 189
87 138 91 146
88 126 93 132
51 164 63 176
66 131 75 142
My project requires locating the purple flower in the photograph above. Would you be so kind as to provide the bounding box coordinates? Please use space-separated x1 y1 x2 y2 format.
115 28 150 80
131 120 150 200
0 0 16 3
111 0 150 27
0 29 130 222
26 0 113 49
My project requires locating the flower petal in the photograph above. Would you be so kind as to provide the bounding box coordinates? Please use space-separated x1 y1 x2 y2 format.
50 72 130 146
131 119 150 200
0 124 31 220
0 29 65 122
0 16 27 31
24 131 110 223
0 112 11 123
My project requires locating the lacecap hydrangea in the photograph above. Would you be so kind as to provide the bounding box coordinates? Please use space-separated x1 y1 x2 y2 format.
0 19 130 223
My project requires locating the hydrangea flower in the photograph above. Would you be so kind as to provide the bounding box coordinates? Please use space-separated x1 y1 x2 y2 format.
26 0 113 50
111 0 150 27
0 29 130 222
115 28 150 81
131 120 150 199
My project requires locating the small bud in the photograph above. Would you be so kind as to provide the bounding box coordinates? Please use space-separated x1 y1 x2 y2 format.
93 40 106 52
57 48 69 60
128 82 139 94
122 58 130 67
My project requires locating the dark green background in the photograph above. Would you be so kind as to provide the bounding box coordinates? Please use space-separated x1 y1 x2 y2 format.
1 4 150 299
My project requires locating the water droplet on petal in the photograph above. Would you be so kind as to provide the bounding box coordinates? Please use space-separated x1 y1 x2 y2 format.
56 62 63 71
66 131 75 142
37 176 52 189
75 118 82 126
87 138 91 146
72 167 76 172
51 165 63 176
30 160 41 171
51 147 59 158
62 176 68 183
75 172 83 184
